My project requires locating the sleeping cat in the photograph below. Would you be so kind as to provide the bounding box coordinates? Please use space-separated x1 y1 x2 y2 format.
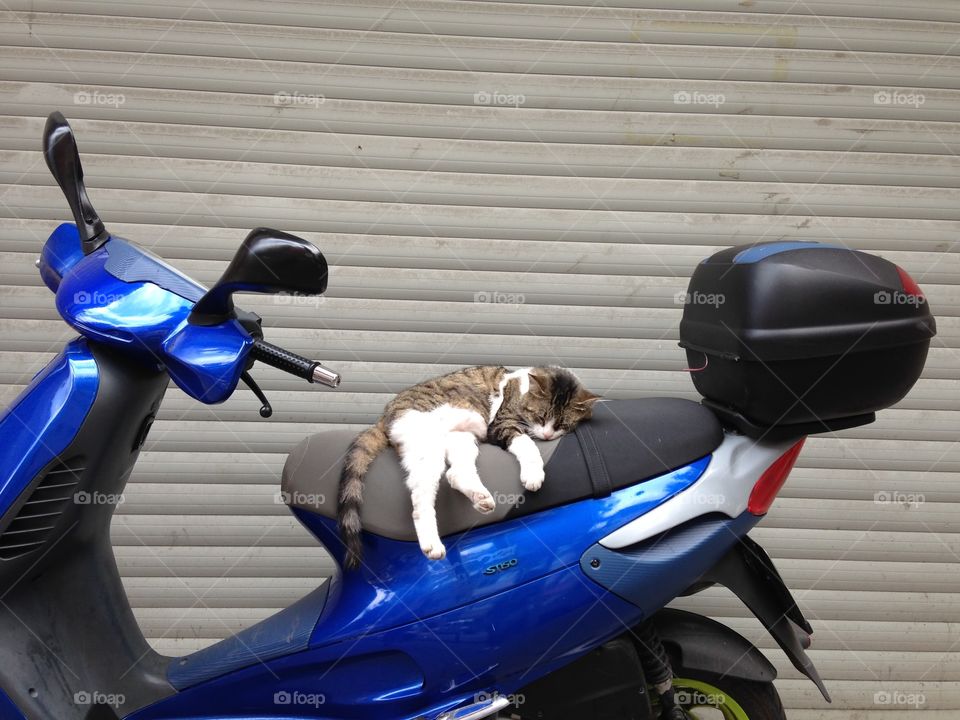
337 366 599 569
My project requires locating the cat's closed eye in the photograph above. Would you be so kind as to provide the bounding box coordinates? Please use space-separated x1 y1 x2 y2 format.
524 405 546 420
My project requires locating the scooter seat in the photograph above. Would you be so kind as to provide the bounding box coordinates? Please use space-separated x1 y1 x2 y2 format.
281 398 722 541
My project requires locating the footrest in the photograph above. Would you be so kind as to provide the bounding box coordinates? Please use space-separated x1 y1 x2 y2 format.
435 694 511 720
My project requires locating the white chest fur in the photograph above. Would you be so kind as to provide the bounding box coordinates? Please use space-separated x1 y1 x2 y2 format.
390 404 489 447
488 367 532 422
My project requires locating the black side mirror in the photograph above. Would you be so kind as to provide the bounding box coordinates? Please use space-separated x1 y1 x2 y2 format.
42 111 109 254
189 227 328 325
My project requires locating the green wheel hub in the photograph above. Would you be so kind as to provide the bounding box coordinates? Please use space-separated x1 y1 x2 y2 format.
671 677 751 720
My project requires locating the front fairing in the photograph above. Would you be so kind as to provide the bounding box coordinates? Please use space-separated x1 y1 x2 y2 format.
47 225 251 404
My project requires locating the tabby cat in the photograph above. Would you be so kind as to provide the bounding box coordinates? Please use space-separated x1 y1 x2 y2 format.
337 366 599 569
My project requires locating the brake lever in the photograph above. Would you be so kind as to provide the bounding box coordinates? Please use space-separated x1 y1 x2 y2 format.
240 371 273 418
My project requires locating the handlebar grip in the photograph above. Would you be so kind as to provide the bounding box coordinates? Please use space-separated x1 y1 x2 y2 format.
250 339 340 387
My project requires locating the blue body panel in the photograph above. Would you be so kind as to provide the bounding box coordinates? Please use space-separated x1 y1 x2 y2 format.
0 338 98 518
0 688 26 720
39 222 86 292
581 511 760 610
301 456 709 647
130 458 711 719
169 580 332 689
132 566 644 720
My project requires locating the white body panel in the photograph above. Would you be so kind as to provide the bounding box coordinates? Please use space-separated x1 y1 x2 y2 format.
600 433 797 550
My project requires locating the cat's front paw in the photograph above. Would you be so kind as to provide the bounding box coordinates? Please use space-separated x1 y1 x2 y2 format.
520 466 545 492
420 540 447 560
471 489 496 514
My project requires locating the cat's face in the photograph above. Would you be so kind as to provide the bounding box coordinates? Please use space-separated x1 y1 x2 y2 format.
523 368 599 441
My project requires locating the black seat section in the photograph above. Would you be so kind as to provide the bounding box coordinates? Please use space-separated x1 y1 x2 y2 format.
281 398 723 542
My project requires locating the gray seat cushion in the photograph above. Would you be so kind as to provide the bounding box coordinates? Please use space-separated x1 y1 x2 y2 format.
281 398 723 541
282 430 560 541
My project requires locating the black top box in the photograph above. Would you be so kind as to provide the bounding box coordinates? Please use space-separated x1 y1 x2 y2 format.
679 242 936 440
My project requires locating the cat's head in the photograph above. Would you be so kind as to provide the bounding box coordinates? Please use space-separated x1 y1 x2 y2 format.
523 367 599 441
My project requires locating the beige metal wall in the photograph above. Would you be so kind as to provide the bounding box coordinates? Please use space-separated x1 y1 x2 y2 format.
0 1 958 716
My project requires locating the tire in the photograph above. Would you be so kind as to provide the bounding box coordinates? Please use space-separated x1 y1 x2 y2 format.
667 669 786 720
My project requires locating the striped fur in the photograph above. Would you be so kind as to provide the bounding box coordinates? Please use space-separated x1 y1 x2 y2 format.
337 421 389 570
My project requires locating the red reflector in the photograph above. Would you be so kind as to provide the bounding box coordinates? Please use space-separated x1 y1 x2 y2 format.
747 438 806 516
896 266 924 298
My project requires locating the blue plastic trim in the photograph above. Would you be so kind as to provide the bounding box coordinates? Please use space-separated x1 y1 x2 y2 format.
0 687 26 720
0 338 99 520
38 223 86 293
168 579 331 689
580 511 760 614
732 241 845 264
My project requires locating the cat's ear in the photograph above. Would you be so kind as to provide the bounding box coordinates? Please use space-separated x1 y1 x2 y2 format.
528 371 550 397
574 388 600 408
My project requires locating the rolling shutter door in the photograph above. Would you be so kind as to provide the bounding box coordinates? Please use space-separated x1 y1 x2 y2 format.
0 1 958 715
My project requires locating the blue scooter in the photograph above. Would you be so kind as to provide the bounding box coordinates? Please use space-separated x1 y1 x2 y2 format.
0 113 935 720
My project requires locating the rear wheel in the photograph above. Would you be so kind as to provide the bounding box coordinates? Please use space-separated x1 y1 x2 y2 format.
664 671 786 720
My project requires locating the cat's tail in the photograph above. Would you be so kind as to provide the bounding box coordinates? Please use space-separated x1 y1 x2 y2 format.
338 421 390 570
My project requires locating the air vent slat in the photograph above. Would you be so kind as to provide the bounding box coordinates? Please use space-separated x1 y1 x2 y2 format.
7 516 58 532
26 482 79 504
0 540 46 553
24 496 76 506
43 468 85 478
0 526 56 537
14 509 67 520
0 457 84 561
31 481 81 491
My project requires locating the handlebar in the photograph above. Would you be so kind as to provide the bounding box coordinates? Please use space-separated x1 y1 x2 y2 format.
39 112 342 406
250 339 341 388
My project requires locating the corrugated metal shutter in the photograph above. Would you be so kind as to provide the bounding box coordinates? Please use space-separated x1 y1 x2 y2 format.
1 1 958 714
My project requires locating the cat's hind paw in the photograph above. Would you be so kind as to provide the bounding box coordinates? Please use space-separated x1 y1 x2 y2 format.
471 490 496 514
520 466 545 492
421 540 447 560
